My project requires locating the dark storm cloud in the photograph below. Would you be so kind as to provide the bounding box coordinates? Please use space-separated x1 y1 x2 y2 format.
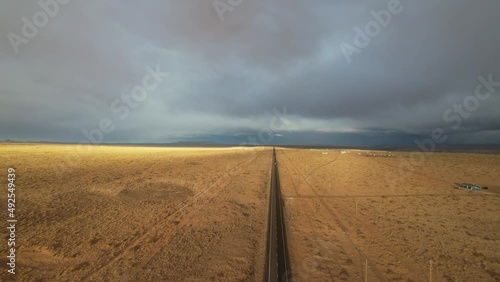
1 0 499 145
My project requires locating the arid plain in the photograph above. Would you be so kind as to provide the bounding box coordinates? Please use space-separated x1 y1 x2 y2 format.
0 144 499 281
0 144 270 281
278 148 500 281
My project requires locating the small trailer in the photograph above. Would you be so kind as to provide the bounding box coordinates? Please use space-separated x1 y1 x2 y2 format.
459 183 481 191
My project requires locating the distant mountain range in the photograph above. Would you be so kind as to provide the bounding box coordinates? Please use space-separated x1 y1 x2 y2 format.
2 139 500 153
0 140 234 147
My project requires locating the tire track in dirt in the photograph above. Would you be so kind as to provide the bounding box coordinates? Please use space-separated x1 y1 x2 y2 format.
367 156 500 197
278 150 345 280
305 151 341 177
279 151 300 198
322 197 430 281
280 150 386 281
121 150 265 281
283 150 432 281
284 193 499 198
365 156 454 186
306 153 496 280
81 150 263 281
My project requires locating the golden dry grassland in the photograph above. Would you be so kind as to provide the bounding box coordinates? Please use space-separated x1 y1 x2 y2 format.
278 148 500 281
0 144 271 281
1 144 499 281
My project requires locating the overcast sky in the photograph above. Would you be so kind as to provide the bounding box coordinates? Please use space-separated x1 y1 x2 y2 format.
1 0 499 146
